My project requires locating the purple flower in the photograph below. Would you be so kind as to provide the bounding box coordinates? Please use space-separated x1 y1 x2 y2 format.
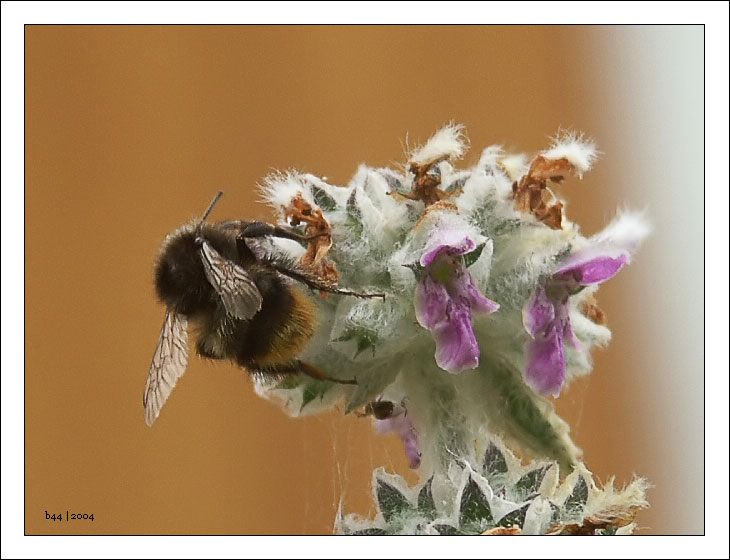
523 212 649 396
414 226 499 374
374 413 422 469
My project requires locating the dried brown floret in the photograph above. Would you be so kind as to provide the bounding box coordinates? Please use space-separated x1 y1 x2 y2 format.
547 504 642 535
579 295 607 325
511 155 580 230
389 156 463 207
483 525 522 535
285 194 339 284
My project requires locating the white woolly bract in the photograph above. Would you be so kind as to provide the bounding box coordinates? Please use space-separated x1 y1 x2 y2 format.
555 210 651 274
499 153 529 181
477 145 504 170
357 166 409 225
400 206 486 267
523 497 554 535
258 172 312 217
300 173 351 206
590 209 651 257
455 170 514 216
541 131 598 178
252 375 346 418
268 236 306 260
570 305 612 347
409 123 467 166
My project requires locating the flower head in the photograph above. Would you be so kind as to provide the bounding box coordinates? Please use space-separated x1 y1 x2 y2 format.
255 125 649 473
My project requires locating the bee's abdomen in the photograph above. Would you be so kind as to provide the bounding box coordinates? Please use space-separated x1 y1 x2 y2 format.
233 282 316 368
155 229 213 315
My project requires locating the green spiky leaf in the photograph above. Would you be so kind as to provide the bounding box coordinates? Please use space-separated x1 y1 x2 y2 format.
417 477 436 517
300 381 329 411
484 441 508 476
462 242 485 269
564 475 588 517
345 188 363 236
334 326 378 359
377 169 405 194
514 465 551 500
549 500 561 524
496 503 529 529
376 479 411 523
444 175 467 193
458 474 493 532
310 184 338 212
351 528 386 536
274 375 303 391
479 357 579 473
433 524 462 536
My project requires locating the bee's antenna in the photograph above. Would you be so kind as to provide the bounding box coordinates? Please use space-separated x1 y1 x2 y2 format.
201 191 224 223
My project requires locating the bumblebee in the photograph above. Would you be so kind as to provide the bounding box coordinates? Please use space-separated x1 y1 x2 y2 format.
144 192 382 426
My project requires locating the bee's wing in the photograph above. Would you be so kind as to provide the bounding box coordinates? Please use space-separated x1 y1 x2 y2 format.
143 311 189 427
199 240 263 320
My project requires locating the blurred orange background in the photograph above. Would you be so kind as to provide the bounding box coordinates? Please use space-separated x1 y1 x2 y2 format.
25 25 703 535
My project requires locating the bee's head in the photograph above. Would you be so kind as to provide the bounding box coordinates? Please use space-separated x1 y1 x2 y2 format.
155 226 211 314
154 191 225 314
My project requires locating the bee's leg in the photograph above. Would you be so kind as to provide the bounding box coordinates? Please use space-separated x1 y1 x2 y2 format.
234 236 258 266
216 220 251 231
238 221 326 243
251 360 357 385
196 332 226 360
298 360 357 385
221 220 326 243
270 264 386 300
196 340 222 359
234 223 328 266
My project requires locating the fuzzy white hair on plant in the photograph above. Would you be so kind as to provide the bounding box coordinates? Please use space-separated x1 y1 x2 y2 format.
541 130 599 178
477 145 504 170
351 165 410 238
499 152 529 181
409 123 468 166
591 209 652 256
259 172 312 216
